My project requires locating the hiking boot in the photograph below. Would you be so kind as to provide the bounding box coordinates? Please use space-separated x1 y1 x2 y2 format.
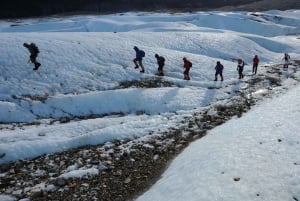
33 63 41 70
140 70 145 73
134 66 139 69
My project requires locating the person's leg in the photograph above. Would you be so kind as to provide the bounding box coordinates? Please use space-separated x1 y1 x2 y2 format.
184 70 188 79
133 58 139 68
160 64 164 76
284 60 288 68
30 55 37 64
35 62 41 68
220 72 223 81
31 55 40 70
238 69 242 79
138 60 144 73
161 65 165 76
158 66 162 75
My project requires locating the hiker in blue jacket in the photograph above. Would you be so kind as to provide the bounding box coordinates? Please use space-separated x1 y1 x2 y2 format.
133 46 145 73
214 61 224 81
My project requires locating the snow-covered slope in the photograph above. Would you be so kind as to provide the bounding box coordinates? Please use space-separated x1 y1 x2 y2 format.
137 77 300 201
0 10 299 160
1 10 300 36
0 10 300 201
0 31 299 123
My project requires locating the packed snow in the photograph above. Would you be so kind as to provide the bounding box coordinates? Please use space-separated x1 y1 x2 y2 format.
137 83 300 201
0 9 300 201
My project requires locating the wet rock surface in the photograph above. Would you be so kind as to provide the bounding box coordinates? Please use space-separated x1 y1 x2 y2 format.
0 62 299 201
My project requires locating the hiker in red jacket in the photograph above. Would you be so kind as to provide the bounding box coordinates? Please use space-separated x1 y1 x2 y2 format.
183 57 192 80
252 55 259 75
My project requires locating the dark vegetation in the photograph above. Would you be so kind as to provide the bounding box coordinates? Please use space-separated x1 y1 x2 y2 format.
0 0 261 19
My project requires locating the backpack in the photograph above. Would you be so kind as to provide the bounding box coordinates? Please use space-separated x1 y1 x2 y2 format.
30 43 39 54
140 50 145 57
189 61 192 67
158 56 165 65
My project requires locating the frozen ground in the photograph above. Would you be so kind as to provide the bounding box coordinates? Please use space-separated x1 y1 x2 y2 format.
0 10 300 201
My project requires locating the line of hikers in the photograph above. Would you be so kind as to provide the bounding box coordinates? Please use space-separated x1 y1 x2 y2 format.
133 46 291 81
214 53 290 81
23 43 291 81
127 46 193 80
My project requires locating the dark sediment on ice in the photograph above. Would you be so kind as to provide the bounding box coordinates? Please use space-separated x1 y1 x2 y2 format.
0 62 299 201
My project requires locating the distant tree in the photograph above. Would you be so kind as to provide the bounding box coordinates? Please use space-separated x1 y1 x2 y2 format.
0 0 298 19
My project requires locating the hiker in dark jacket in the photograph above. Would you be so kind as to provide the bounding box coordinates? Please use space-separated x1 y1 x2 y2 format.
23 43 41 70
214 61 224 81
133 46 145 73
237 59 245 79
155 54 165 76
283 53 290 68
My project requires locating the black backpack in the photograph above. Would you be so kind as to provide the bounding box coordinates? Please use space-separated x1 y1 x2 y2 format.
158 56 165 65
189 61 192 67
30 43 39 54
140 50 145 57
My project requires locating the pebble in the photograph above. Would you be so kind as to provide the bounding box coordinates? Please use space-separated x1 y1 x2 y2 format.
0 66 298 200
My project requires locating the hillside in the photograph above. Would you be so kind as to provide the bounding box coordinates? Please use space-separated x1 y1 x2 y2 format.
218 0 300 11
